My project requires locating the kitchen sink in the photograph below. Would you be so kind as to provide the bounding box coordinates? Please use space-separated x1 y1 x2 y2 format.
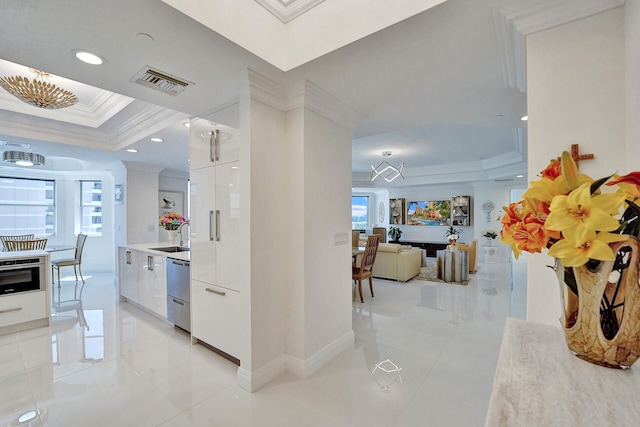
149 246 190 253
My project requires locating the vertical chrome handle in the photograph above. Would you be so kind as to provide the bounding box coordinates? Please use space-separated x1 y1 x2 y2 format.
147 255 154 271
209 129 220 162
215 210 221 241
213 129 220 162
209 210 215 241
126 250 131 264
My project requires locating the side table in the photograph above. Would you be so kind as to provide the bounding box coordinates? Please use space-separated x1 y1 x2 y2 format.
436 250 468 283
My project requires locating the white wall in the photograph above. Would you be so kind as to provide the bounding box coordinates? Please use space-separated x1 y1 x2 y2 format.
124 166 162 245
626 0 640 164
472 182 518 261
526 7 625 325
158 173 189 242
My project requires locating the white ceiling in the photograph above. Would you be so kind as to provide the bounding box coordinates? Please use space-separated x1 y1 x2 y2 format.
0 0 534 185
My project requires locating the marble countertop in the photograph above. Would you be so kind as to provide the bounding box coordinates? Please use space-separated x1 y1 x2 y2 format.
122 243 190 261
485 317 640 426
0 250 49 260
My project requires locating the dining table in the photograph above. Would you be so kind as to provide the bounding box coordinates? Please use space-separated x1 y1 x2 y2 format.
352 247 364 265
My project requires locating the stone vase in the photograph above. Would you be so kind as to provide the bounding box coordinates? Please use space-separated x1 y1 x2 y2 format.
555 236 640 369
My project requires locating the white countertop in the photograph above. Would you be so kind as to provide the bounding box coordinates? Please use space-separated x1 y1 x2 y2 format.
122 243 190 261
485 317 640 426
0 250 49 260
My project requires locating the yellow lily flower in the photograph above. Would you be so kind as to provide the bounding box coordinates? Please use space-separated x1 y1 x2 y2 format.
546 183 625 245
548 231 628 267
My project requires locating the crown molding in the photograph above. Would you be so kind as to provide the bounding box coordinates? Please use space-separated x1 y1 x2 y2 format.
286 80 367 130
110 105 189 149
246 69 367 130
492 0 625 93
0 89 134 128
245 69 288 111
254 0 327 23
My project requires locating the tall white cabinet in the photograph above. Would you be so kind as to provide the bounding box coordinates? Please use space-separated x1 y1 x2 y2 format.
189 103 242 361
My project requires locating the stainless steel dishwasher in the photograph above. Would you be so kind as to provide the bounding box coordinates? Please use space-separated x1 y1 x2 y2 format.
166 258 190 332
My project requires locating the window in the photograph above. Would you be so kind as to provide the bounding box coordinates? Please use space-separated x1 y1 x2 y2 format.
0 177 55 235
81 180 102 235
352 196 368 231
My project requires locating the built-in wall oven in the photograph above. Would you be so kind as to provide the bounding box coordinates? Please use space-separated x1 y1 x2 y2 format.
0 256 47 295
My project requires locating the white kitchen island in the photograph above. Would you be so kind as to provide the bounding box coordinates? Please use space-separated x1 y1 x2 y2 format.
0 250 51 335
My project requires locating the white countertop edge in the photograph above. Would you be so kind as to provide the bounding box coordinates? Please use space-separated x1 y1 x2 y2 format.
120 243 190 261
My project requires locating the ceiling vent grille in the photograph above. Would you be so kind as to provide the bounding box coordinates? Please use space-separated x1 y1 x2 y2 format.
131 66 193 96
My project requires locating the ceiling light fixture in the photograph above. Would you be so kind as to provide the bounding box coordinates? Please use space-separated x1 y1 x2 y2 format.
0 69 78 109
126 149 138 153
2 150 45 167
72 50 105 65
370 152 404 183
521 115 528 121
150 137 163 142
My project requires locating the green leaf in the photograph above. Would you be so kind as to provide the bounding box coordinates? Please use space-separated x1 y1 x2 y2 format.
590 175 613 195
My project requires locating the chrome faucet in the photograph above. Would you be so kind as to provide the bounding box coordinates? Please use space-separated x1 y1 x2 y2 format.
177 220 191 247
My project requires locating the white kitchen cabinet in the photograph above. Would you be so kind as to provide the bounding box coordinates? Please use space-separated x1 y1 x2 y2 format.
0 291 47 329
190 161 241 292
118 248 167 318
191 279 241 359
138 253 167 318
118 247 138 302
190 105 242 361
189 103 240 170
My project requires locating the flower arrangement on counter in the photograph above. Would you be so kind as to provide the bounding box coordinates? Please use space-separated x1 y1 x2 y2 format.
499 150 640 267
481 229 498 240
159 212 186 230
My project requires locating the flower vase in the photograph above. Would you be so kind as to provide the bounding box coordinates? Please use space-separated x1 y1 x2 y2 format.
167 229 177 245
555 236 640 369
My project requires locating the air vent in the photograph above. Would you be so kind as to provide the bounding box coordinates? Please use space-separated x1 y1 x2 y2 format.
130 66 193 96
494 178 514 182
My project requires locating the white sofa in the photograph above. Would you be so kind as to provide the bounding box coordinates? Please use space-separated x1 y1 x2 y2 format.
371 243 422 282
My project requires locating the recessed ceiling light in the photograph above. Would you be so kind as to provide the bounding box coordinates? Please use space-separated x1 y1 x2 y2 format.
521 115 528 121
126 149 138 153
516 174 524 178
150 137 163 142
184 123 191 128
73 50 105 65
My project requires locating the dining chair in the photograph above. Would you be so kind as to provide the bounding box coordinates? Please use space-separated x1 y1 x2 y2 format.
352 234 381 303
51 234 88 288
372 227 387 243
4 238 48 251
0 234 35 251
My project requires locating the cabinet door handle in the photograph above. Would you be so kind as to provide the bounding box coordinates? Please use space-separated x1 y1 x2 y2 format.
172 298 185 306
209 210 215 241
147 256 154 271
215 210 221 242
209 129 220 162
213 129 220 162
205 287 226 296
126 250 131 264
0 307 22 314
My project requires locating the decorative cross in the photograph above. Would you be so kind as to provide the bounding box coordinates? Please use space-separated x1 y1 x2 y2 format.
569 144 594 169
557 144 595 169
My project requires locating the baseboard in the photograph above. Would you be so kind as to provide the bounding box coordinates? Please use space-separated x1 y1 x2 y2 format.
236 329 355 392
237 355 288 392
287 329 355 379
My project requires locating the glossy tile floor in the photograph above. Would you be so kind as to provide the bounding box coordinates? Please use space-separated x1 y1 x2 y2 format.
0 258 525 427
